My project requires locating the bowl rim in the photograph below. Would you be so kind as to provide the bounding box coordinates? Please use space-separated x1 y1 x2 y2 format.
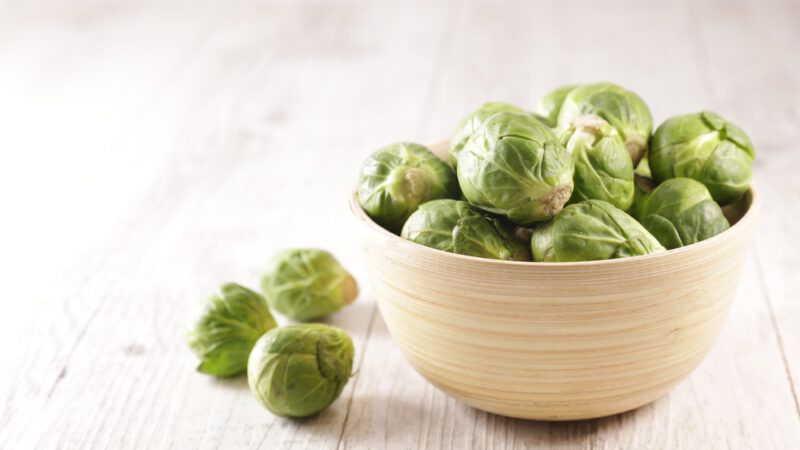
349 185 757 268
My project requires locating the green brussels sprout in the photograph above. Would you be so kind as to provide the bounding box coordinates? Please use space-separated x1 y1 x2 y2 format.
248 324 354 417
629 174 656 219
511 224 535 244
358 142 459 233
450 102 526 166
649 111 755 205
557 82 653 165
530 200 665 262
262 249 358 322
187 283 277 377
560 115 634 210
401 199 530 261
634 178 730 249
530 220 555 262
537 83 580 126
634 155 652 178
457 111 574 224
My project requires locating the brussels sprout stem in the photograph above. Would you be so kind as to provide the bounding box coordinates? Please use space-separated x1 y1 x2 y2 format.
401 168 433 203
340 274 358 305
625 135 647 164
571 115 607 140
542 184 573 218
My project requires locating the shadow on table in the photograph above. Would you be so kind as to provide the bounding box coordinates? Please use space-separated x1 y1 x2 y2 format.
340 385 660 446
362 305 663 444
475 399 659 445
210 374 249 390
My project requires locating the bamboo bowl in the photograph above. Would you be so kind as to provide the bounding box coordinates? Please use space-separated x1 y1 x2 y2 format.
350 142 757 420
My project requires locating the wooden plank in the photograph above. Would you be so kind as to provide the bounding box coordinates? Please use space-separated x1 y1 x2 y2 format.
342 0 800 448
0 3 229 447
0 0 798 448
691 0 800 418
341 256 799 449
0 0 453 448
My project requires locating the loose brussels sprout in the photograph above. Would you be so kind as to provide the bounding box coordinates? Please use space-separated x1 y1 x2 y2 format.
187 283 277 377
649 111 755 205
262 249 358 322
557 82 653 165
450 102 526 166
560 115 634 210
530 200 665 262
634 178 730 249
401 199 531 260
537 83 580 127
358 142 459 233
248 324 354 417
457 111 574 224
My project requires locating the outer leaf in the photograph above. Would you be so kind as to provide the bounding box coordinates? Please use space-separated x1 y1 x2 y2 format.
539 200 664 262
628 175 656 218
401 199 531 261
536 84 580 126
530 221 556 262
640 214 684 250
187 283 277 377
450 102 526 166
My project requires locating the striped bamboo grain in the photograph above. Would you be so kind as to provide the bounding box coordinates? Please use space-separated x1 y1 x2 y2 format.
350 141 757 420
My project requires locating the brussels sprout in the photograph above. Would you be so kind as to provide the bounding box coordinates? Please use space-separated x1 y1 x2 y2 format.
634 178 730 249
635 155 652 178
649 111 755 205
512 224 535 244
560 115 634 210
629 175 656 219
450 102 526 166
248 324 354 417
401 199 531 261
557 82 653 165
457 111 574 224
537 83 580 126
358 142 459 233
530 200 665 262
187 283 277 377
262 249 358 322
530 220 555 262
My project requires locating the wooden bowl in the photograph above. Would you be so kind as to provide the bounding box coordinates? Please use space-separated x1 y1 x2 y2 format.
350 141 757 420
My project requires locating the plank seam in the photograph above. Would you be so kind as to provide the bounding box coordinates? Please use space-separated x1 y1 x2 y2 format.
415 0 460 140
337 2 460 447
335 303 379 450
753 245 800 420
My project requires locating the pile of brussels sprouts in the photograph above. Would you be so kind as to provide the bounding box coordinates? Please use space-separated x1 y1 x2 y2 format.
357 82 755 261
187 249 359 417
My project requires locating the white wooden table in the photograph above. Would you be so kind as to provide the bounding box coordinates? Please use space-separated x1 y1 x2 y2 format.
1 0 799 448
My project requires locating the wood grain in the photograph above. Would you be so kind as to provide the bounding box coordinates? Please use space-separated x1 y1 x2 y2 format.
0 0 798 448
692 0 800 417
352 182 757 420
